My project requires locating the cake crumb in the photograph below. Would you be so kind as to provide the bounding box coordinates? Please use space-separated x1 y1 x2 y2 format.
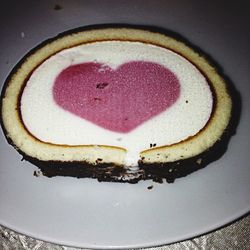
33 170 42 177
185 100 189 103
196 158 202 164
96 82 109 89
95 158 103 164
147 185 153 190
54 4 63 10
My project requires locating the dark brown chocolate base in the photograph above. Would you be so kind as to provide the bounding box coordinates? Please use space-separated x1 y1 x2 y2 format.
32 157 203 184
21 124 233 184
27 157 143 184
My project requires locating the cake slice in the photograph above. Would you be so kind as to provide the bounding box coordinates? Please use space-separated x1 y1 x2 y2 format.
0 26 233 183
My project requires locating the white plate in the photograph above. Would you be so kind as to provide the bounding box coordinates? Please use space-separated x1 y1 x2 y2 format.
0 1 250 249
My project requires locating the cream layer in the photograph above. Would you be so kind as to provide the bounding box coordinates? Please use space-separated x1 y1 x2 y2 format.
21 41 213 166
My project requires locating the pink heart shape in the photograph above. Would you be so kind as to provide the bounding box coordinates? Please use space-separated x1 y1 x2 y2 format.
53 61 180 133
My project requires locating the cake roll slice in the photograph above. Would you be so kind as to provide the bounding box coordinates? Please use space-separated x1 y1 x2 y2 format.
1 26 233 183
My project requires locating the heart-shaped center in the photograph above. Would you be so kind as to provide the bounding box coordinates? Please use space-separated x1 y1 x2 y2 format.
53 61 180 133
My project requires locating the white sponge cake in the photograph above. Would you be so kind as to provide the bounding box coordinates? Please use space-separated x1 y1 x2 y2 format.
0 26 232 183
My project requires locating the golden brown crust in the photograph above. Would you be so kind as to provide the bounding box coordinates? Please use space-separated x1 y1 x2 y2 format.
1 25 232 166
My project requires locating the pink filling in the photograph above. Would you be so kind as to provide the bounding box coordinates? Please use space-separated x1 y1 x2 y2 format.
53 61 180 133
